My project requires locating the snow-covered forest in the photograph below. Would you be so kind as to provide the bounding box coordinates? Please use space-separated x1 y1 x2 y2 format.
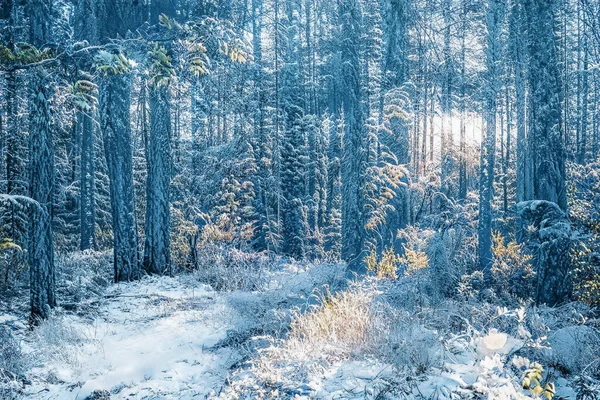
2 0 600 398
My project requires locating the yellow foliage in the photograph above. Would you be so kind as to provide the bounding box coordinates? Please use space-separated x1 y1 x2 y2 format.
94 50 133 76
401 248 429 276
148 45 174 87
0 43 54 66
572 243 600 307
159 13 182 30
521 361 554 399
491 231 534 297
575 272 600 306
73 77 98 111
365 247 399 279
0 238 21 253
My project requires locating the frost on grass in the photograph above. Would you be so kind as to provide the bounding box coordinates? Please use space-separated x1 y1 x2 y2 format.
3 249 600 400
0 325 27 399
221 270 595 399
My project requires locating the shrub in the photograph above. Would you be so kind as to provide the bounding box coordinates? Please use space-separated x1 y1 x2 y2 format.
366 247 400 279
194 244 274 291
0 238 26 287
0 326 24 376
56 250 112 303
283 283 377 361
0 326 26 400
491 231 534 300
572 241 600 307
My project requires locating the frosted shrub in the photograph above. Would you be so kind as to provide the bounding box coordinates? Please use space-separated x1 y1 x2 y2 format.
56 250 112 302
374 315 444 374
397 227 433 275
0 326 27 398
491 232 534 300
0 327 21 371
284 283 377 361
365 247 400 279
31 316 85 368
428 227 468 298
457 270 486 299
195 244 274 291
0 238 25 287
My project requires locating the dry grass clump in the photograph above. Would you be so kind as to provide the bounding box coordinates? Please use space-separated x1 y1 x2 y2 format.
251 280 381 388
31 316 86 369
195 244 275 291
284 283 378 361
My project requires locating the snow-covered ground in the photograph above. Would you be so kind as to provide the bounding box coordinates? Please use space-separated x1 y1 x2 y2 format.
1 261 595 399
24 276 237 399
3 262 345 399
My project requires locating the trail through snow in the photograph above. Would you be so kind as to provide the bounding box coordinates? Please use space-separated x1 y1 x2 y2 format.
26 277 240 399
10 263 582 399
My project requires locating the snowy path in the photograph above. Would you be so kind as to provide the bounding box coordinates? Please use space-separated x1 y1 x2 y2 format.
26 277 240 399
11 263 582 399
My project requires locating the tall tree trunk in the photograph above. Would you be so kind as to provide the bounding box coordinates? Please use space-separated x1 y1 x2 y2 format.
458 4 467 201
5 72 28 245
100 73 140 282
29 73 56 321
577 24 589 164
593 69 599 160
340 0 367 274
503 86 511 215
441 0 453 182
479 0 502 277
143 84 172 275
510 0 528 204
28 0 55 322
79 110 96 251
525 0 567 210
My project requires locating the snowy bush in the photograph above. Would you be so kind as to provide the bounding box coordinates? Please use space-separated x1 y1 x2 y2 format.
0 326 23 375
568 161 600 307
377 317 444 374
30 316 86 372
491 231 535 301
545 326 600 375
56 250 112 304
194 244 275 291
0 326 27 399
0 238 25 287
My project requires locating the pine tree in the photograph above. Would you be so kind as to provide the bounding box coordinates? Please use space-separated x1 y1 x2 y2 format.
479 0 504 277
143 46 173 275
379 0 410 245
524 0 567 210
97 51 140 282
340 0 367 273
279 0 307 259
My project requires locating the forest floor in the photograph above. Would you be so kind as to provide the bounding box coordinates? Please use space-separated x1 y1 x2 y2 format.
23 276 236 399
1 258 349 399
0 255 596 399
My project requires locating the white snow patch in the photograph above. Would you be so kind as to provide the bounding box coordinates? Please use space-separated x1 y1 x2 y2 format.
24 276 238 399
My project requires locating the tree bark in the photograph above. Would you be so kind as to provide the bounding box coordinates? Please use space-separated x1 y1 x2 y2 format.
143 83 172 275
100 74 140 282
